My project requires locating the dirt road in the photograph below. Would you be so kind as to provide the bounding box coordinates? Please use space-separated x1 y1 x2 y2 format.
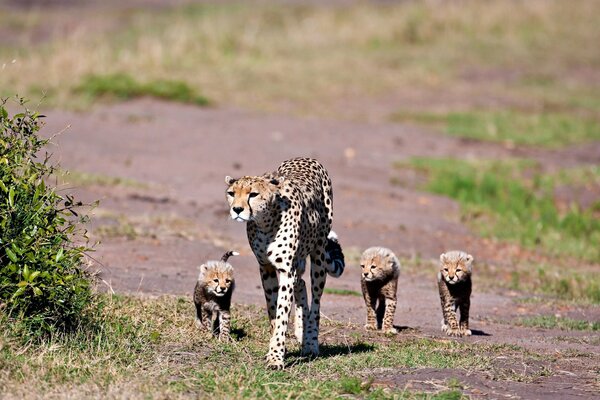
43 99 599 399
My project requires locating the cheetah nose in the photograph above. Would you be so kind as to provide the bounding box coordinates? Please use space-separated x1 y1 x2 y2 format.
363 272 368 277
232 206 244 215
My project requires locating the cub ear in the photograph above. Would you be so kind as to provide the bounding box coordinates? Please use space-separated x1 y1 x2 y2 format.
465 253 474 265
439 253 447 263
199 264 208 274
225 176 237 185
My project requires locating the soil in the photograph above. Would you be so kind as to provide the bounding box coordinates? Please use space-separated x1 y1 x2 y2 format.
40 98 600 399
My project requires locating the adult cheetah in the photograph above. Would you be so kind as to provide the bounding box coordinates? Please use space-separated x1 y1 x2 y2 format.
225 157 345 369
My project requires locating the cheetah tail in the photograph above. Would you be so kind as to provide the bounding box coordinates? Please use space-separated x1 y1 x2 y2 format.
221 250 240 263
325 231 345 277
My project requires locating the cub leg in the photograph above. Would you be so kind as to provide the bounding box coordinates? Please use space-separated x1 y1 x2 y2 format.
459 300 472 336
361 281 377 330
218 309 232 341
382 297 397 334
439 281 460 337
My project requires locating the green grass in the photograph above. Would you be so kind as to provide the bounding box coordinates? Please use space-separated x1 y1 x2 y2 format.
517 315 600 331
390 111 600 147
323 287 362 297
398 158 600 262
507 264 600 304
75 73 210 106
0 294 545 399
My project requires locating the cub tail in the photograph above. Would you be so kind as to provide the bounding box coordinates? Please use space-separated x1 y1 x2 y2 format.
325 231 345 277
221 250 240 263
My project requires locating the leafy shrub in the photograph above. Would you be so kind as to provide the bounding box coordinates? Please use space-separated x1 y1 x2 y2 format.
0 98 95 338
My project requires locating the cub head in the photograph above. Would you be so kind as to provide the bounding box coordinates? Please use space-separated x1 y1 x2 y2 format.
360 247 399 282
224 175 282 223
199 262 235 297
439 251 473 285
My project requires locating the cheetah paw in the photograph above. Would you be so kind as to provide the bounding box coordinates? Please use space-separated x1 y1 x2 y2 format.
218 334 232 342
383 326 398 334
445 327 463 337
301 341 319 358
364 323 377 331
266 353 285 370
461 328 472 336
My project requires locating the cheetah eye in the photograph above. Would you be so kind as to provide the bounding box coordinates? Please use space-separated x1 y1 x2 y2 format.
213 278 219 283
360 264 365 268
456 268 462 272
225 279 231 284
227 191 235 197
370 265 376 270
443 268 448 272
248 192 259 198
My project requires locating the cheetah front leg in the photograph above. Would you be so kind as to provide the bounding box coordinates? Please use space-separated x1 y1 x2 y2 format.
459 300 471 336
303 251 327 358
266 269 296 369
293 259 308 345
259 263 279 333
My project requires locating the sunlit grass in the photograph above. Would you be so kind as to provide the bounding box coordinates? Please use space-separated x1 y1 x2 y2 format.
517 315 600 331
395 158 600 262
390 111 600 147
0 294 545 399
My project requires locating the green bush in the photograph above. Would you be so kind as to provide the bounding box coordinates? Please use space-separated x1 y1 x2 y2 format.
0 98 95 338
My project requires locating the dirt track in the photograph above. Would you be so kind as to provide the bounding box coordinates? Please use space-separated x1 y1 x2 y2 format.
41 99 599 399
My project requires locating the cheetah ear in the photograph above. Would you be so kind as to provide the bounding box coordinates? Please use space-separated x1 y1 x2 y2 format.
439 253 447 263
199 264 208 274
225 176 237 185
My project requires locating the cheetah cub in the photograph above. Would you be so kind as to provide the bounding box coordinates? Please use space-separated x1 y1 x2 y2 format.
438 250 473 337
360 247 400 334
194 250 238 341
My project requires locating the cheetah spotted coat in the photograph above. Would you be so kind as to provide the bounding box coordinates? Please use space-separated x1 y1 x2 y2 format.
225 158 344 369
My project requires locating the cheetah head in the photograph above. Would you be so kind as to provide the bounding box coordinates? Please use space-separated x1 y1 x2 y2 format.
200 262 235 297
439 251 473 285
224 175 282 224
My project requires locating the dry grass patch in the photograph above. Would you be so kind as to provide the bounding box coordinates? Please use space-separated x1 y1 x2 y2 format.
1 1 599 115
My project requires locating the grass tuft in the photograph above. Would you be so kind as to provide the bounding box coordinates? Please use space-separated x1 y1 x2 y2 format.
517 315 600 331
76 73 210 106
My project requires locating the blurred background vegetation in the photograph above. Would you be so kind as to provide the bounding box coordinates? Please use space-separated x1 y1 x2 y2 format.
1 0 599 141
